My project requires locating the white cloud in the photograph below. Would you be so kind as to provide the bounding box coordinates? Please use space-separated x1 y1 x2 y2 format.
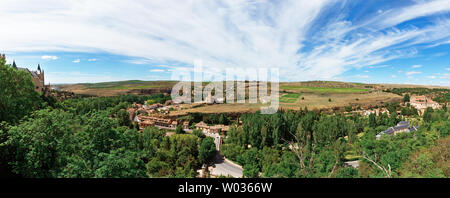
369 65 389 69
124 58 153 65
427 75 436 79
0 0 449 81
391 75 396 78
72 59 80 63
355 74 369 78
406 71 422 76
47 71 125 84
411 65 422 68
88 58 97 62
41 55 58 60
446 68 450 71
150 69 165 73
372 0 450 28
440 73 450 79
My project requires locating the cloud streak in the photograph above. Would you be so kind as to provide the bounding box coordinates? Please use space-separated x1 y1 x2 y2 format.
406 71 422 75
41 55 58 60
0 0 450 81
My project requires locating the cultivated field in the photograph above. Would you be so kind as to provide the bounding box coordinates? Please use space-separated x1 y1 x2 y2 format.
57 80 176 97
58 80 448 114
280 93 302 103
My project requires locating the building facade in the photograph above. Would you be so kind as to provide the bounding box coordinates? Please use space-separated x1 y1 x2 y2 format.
376 121 418 139
1 54 45 93
410 95 440 115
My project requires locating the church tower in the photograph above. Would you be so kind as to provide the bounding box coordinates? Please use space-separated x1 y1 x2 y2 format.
36 64 45 92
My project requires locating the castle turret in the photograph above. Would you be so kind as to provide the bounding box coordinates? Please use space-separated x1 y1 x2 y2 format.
12 60 17 68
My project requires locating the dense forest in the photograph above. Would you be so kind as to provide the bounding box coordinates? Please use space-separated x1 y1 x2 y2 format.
0 58 448 178
221 107 448 178
384 87 450 103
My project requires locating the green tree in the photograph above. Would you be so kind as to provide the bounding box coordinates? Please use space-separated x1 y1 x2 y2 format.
117 109 131 127
273 152 300 178
260 147 280 177
198 137 216 164
146 99 156 105
175 124 184 134
193 129 205 138
345 106 352 112
240 148 261 178
94 148 146 178
403 94 410 103
369 113 377 128
0 59 42 123
334 167 360 178
423 107 434 123
220 143 244 162
401 152 444 178
6 109 77 177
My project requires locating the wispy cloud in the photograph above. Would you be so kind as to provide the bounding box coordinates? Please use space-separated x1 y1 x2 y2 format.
41 55 58 60
440 73 450 79
72 59 80 63
124 58 153 65
412 65 422 68
374 0 450 28
355 74 370 79
47 71 126 84
1 0 450 81
88 58 97 62
369 65 390 69
150 69 165 73
406 71 422 76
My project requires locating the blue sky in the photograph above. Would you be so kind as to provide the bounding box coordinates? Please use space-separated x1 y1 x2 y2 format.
0 0 450 85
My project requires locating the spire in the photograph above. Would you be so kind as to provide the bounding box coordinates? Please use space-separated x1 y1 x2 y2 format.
37 64 41 71
12 60 17 68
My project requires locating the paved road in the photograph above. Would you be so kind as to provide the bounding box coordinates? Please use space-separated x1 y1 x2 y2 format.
210 152 243 178
196 128 243 177
155 125 242 177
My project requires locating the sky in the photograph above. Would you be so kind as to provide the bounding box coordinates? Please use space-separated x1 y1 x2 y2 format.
0 0 450 85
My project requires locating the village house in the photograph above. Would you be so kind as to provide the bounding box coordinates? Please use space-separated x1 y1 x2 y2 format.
195 121 209 131
195 121 230 135
355 108 389 116
409 95 440 115
376 121 418 139
127 108 136 121
183 121 190 129
134 114 177 130
147 103 163 110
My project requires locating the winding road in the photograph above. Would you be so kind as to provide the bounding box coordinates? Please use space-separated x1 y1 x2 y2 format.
201 131 243 178
156 125 243 177
210 152 243 178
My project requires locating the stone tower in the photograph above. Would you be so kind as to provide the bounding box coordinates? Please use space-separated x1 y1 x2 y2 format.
33 64 45 92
